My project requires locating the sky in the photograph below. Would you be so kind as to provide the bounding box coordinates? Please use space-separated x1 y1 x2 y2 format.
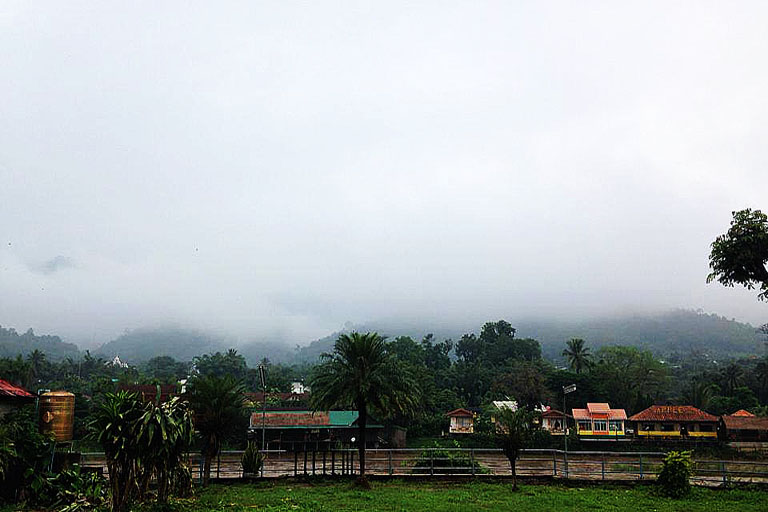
1 2 767 347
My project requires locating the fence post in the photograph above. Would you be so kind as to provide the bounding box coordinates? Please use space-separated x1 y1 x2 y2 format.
388 450 393 476
721 461 727 487
312 449 316 476
331 450 336 476
303 447 308 476
430 449 434 476
323 450 327 476
293 450 298 477
564 450 569 479
639 454 643 480
216 453 220 480
601 453 605 481
351 451 355 475
552 451 557 476
199 454 204 484
471 449 476 476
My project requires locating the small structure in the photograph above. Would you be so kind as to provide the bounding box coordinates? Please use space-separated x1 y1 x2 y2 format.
720 410 768 442
245 391 310 408
118 384 177 403
541 408 570 435
629 405 718 439
446 408 475 434
0 379 35 417
247 409 384 450
572 403 627 437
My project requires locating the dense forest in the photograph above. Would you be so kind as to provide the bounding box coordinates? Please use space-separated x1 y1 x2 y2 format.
2 316 767 442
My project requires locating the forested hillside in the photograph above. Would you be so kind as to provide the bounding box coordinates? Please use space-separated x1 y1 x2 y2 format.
0 326 79 360
296 310 763 363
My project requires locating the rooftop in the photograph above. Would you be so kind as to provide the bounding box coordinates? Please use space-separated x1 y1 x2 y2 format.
722 414 768 431
0 379 35 399
572 404 626 420
248 410 382 429
629 405 717 423
446 408 475 418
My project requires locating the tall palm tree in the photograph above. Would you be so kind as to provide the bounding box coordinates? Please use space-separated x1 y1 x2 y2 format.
562 338 592 374
310 332 418 483
756 358 768 402
186 375 246 486
25 349 47 389
722 364 744 395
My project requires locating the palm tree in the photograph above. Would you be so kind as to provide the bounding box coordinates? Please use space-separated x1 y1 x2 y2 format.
309 332 418 484
722 364 744 395
755 358 768 402
562 338 592 374
495 406 537 490
186 374 246 486
682 377 718 410
26 349 47 389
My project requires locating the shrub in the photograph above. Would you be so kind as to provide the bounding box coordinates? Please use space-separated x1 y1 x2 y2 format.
411 441 486 474
657 450 693 498
241 442 264 476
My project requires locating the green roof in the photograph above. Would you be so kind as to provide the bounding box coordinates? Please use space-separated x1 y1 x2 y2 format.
248 410 383 429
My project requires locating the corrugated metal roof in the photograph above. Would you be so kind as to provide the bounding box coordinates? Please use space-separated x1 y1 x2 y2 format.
249 410 382 429
0 379 35 399
629 405 717 422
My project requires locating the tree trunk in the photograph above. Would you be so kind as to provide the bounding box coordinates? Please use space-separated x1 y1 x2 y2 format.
203 452 212 486
511 457 517 490
357 399 367 482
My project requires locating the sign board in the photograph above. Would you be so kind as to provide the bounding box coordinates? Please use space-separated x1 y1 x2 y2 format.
258 365 266 389
563 384 577 394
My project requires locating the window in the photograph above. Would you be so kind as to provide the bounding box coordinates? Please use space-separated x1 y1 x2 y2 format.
594 420 607 431
699 424 713 432
661 423 674 431
609 421 622 431
578 421 591 431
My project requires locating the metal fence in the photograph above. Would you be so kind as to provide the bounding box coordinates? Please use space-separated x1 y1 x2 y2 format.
79 448 768 486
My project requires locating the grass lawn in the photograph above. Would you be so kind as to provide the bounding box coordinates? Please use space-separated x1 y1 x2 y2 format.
165 480 768 512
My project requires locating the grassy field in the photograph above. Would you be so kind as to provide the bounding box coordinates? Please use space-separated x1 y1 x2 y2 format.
158 480 768 512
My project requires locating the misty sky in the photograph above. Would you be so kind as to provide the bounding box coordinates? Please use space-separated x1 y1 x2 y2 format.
1 2 767 347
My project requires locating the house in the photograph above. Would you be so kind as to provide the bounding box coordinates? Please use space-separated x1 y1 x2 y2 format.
541 408 570 435
446 408 475 434
629 405 718 439
247 409 384 450
245 391 310 407
720 410 768 442
0 379 35 417
572 403 627 437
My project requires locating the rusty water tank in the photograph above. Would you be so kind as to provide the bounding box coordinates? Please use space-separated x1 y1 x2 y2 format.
39 391 75 442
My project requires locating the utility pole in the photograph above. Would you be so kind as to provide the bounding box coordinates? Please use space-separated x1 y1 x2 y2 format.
563 384 576 478
258 364 267 452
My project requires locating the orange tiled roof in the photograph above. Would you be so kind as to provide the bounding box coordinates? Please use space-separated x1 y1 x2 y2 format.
722 414 768 431
731 409 755 417
629 405 717 423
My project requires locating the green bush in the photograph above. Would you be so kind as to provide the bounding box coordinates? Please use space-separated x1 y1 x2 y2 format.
241 442 264 476
411 441 486 474
657 450 693 498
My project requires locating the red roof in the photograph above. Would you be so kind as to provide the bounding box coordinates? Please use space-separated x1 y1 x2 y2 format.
572 404 626 420
446 408 474 417
542 409 571 418
731 409 755 417
722 414 768 431
0 379 35 399
629 405 717 423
